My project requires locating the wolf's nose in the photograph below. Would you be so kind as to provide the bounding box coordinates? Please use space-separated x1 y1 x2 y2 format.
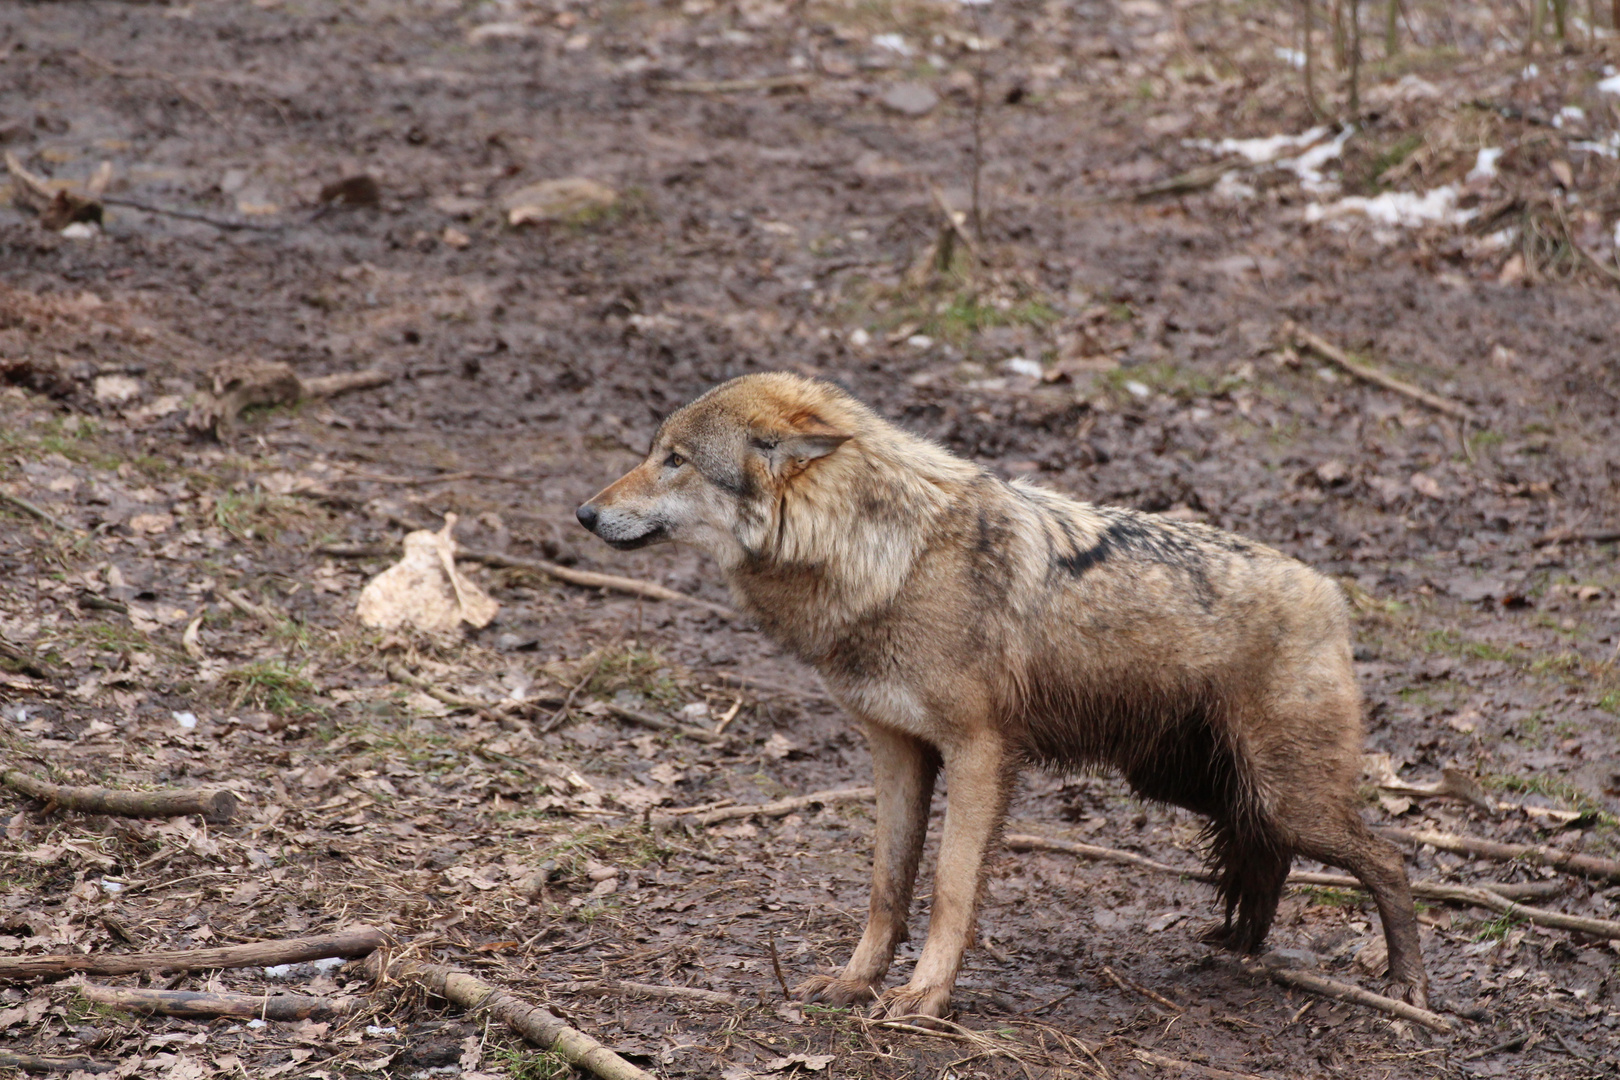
575 504 599 533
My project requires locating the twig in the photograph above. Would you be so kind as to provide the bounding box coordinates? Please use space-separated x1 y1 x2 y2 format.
540 652 608 734
79 984 357 1021
301 370 395 398
2 770 237 824
1285 321 1476 423
0 636 58 680
457 548 739 620
101 195 286 233
1256 963 1451 1032
559 979 740 1007
0 489 80 536
1004 833 1216 882
654 74 814 94
1462 1031 1530 1061
663 786 875 829
218 587 284 630
929 184 983 265
1376 825 1620 883
599 701 729 744
1288 870 1564 902
0 1050 113 1074
385 660 509 719
766 932 791 1000
361 954 656 1080
1130 1048 1269 1080
0 926 387 981
1100 966 1183 1013
1533 527 1620 547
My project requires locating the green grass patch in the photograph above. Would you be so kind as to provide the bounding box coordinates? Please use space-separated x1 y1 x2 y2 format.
1469 912 1524 943
220 660 318 715
486 1047 574 1080
1298 886 1363 908
1421 629 1520 665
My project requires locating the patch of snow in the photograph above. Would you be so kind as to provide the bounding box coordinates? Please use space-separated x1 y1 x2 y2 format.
61 223 99 240
1001 356 1043 379
173 711 198 729
313 957 345 973
1305 185 1475 228
1212 171 1258 201
1286 126 1354 193
365 1025 398 1036
1522 63 1539 79
1467 147 1503 182
1123 380 1152 399
872 33 913 56
1598 71 1620 94
1187 126 1330 164
1555 105 1585 127
905 334 934 349
848 327 871 348
1572 136 1619 157
1274 47 1306 69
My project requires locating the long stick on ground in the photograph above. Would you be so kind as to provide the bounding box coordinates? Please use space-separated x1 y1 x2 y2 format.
0 926 386 981
1258 964 1452 1032
663 786 876 829
559 979 740 1007
0 489 81 536
1011 834 1615 937
0 1050 113 1074
458 547 739 620
1376 825 1620 883
80 985 356 1021
1285 321 1476 423
1131 1048 1269 1080
1288 869 1564 902
362 955 655 1080
2 770 237 824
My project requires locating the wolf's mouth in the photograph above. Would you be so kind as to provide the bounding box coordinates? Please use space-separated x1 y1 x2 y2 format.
604 525 670 550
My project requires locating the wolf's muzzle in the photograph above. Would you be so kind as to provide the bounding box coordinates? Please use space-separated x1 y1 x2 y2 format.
575 504 599 533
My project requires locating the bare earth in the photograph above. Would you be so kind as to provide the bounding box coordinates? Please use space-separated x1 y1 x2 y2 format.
2 1 1619 1077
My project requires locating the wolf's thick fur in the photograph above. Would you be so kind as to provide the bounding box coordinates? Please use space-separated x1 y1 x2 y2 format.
578 372 1427 1018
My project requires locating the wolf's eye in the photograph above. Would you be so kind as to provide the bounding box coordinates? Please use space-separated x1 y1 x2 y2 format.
664 452 685 469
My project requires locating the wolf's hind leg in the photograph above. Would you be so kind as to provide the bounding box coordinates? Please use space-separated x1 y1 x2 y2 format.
1294 810 1429 1009
796 722 937 1007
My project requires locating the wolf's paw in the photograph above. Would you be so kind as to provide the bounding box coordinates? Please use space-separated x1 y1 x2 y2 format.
794 974 879 1006
875 983 952 1023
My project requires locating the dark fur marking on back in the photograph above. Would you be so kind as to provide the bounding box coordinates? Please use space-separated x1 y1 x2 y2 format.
1052 511 1219 609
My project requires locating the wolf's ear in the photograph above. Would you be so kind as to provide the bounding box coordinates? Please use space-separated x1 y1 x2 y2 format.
750 417 851 469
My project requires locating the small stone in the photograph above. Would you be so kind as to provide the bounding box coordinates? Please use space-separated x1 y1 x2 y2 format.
881 82 939 116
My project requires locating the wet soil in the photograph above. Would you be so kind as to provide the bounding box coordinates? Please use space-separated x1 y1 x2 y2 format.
2 0 1619 1077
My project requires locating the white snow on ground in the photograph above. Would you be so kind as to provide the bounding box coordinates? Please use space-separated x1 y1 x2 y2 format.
1467 147 1503 181
1305 186 1476 229
1598 71 1620 93
1187 126 1329 164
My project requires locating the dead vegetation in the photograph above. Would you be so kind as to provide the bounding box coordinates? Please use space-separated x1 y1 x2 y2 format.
2 0 1620 1076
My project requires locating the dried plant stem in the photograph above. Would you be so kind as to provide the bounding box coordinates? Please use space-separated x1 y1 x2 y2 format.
662 786 875 829
1131 1048 1269 1080
0 489 79 536
0 1050 112 1074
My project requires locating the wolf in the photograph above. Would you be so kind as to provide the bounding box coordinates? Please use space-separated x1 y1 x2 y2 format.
576 372 1427 1019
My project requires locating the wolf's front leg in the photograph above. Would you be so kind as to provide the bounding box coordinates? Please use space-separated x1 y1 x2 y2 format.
877 731 1008 1021
796 723 938 1006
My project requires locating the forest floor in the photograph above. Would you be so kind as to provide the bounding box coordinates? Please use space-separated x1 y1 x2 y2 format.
3 0 1620 1077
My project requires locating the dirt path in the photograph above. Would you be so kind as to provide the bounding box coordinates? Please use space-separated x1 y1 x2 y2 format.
2 1 1618 1077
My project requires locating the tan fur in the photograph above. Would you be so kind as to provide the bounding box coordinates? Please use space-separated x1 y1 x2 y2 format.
579 373 1428 1019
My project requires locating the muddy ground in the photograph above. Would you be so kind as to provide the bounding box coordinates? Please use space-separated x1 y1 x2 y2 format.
3 0 1620 1077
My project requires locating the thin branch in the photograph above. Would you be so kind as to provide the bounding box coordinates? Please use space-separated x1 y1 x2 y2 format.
1376 825 1620 883
0 1050 113 1074
0 926 387 981
0 489 81 536
659 786 875 829
1285 321 1476 423
1131 1048 1269 1080
456 547 739 620
362 954 655 1080
1257 963 1451 1031
559 979 740 1007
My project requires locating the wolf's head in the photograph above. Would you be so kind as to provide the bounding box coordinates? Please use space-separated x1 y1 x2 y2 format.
576 373 858 569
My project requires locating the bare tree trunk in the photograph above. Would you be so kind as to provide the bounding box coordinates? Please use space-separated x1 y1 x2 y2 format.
1385 0 1401 56
1304 0 1324 117
1348 0 1362 118
1331 0 1348 68
1552 0 1568 39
